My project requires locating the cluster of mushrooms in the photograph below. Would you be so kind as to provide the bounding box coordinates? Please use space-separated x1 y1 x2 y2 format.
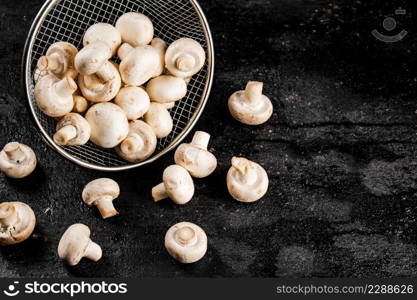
34 12 206 162
0 11 275 266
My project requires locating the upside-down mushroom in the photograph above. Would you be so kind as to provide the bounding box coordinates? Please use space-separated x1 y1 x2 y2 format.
37 41 78 79
0 142 37 179
0 202 36 245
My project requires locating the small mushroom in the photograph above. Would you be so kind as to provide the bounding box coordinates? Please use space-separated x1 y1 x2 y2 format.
228 81 273 125
116 12 154 47
34 74 77 117
83 23 121 56
78 60 121 102
0 142 37 178
0 202 36 246
143 103 173 138
37 41 78 79
114 86 150 120
72 95 89 114
53 113 91 146
174 131 217 178
82 178 120 219
74 41 112 75
152 165 194 205
146 75 187 104
165 222 207 263
85 103 129 148
58 224 102 266
165 38 206 78
227 157 269 203
116 120 157 162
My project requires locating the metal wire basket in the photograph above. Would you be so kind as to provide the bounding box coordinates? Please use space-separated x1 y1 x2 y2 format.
23 0 214 171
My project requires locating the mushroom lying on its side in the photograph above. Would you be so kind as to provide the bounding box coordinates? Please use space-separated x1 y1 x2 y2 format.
0 202 36 246
58 224 102 266
75 41 112 75
143 103 173 139
116 12 154 47
83 23 121 56
114 86 150 120
165 222 207 263
0 142 37 179
37 41 78 79
82 178 120 219
146 75 187 104
53 113 91 146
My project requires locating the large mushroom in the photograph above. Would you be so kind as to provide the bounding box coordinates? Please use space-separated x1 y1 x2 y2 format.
0 202 36 246
114 86 150 120
143 103 173 139
37 41 78 79
82 178 120 219
146 75 187 104
53 113 91 146
0 142 37 179
115 12 154 47
83 23 121 56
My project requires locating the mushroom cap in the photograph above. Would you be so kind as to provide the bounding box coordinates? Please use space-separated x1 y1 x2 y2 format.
38 42 78 78
82 178 120 206
83 23 121 55
165 222 207 263
78 61 122 103
85 103 129 148
119 45 161 86
227 157 269 203
0 202 36 246
151 38 167 77
58 224 95 266
54 113 91 146
116 12 154 47
174 144 217 178
163 165 194 204
114 86 150 120
143 103 173 139
116 120 157 163
146 75 187 103
165 38 206 78
75 41 112 75
0 142 37 179
34 74 76 117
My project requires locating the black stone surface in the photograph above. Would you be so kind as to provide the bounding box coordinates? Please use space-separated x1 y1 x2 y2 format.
0 0 416 278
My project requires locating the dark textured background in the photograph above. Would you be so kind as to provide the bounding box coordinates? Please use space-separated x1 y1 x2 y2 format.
0 0 416 278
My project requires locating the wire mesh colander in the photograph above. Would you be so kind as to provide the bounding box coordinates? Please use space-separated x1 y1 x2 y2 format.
23 0 214 171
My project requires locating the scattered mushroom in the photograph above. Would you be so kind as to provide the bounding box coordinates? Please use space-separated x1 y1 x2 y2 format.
58 224 102 266
228 81 273 125
74 41 112 75
53 113 91 146
82 178 120 219
114 86 150 120
143 103 173 138
34 74 77 117
85 103 129 148
165 38 206 78
0 142 37 178
0 202 36 246
165 222 207 263
72 95 89 114
227 157 269 203
116 12 154 47
152 165 194 205
83 23 121 55
116 120 157 162
146 75 187 104
174 131 217 178
37 41 78 79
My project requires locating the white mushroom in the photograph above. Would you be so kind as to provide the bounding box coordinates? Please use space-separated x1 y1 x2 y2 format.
228 81 273 125
85 103 129 148
146 75 187 104
37 41 78 79
114 86 150 120
227 157 269 203
151 38 167 77
34 74 77 117
78 60 121 102
72 95 89 114
83 23 121 55
82 178 120 219
53 113 91 146
143 103 173 139
74 41 112 75
174 131 217 178
161 102 176 110
115 12 154 47
165 222 207 263
58 224 102 266
152 165 194 205
0 202 36 246
116 120 157 163
0 142 37 179
165 38 206 78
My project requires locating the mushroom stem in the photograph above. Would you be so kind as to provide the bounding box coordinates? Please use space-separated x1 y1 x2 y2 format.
191 131 210 150
118 43 134 60
176 54 195 72
4 142 26 163
84 240 102 262
231 157 258 185
175 226 197 246
245 81 263 103
152 183 168 202
94 195 119 219
73 96 88 113
0 203 19 229
120 133 144 155
55 76 77 97
38 53 61 72
54 125 77 145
